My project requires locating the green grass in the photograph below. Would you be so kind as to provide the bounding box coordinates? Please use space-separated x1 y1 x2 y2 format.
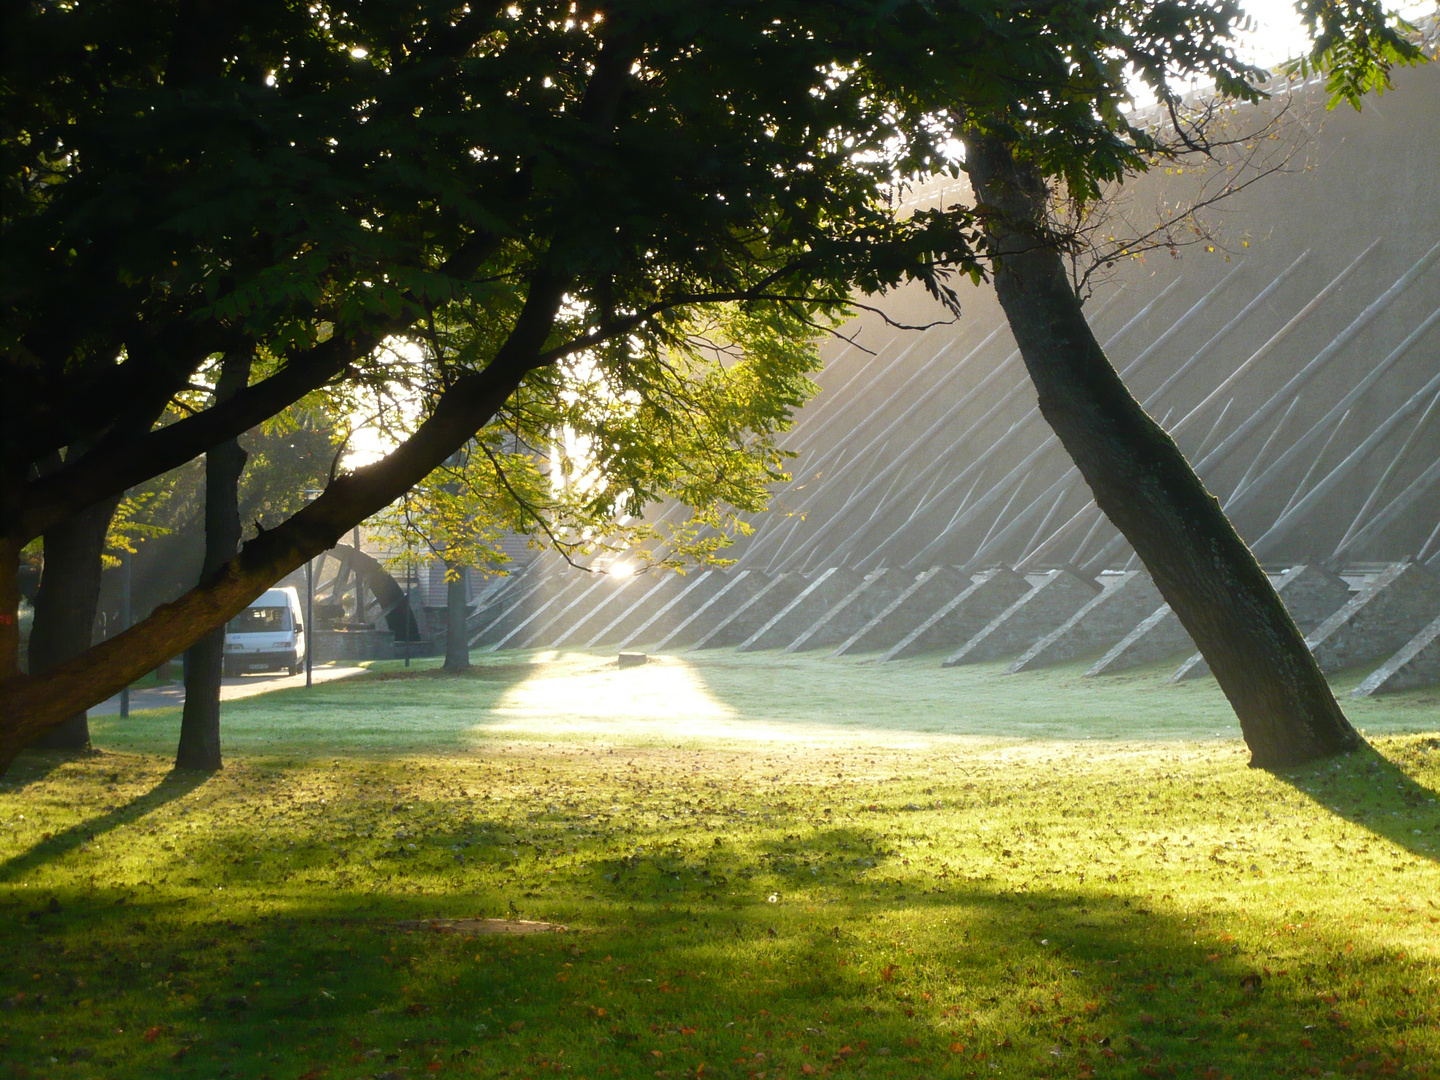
2 649 1437 1080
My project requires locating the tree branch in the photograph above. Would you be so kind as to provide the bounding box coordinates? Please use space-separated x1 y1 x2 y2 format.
0 273 571 762
14 332 374 543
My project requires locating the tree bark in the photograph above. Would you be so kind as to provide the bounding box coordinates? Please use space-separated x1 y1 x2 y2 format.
175 351 252 771
17 333 366 545
967 134 1360 769
26 495 122 752
443 563 471 672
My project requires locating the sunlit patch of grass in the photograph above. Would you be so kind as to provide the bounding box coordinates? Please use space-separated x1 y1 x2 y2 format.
1 654 1437 1079
84 647 1440 757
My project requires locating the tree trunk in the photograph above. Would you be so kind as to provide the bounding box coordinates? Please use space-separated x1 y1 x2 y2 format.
967 134 1360 770
26 495 122 752
176 351 253 771
443 563 471 672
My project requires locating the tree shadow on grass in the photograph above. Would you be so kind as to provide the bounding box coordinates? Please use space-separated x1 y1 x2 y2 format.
0 767 211 882
4 867 1423 1080
86 658 544 758
1272 736 1440 863
0 747 108 793
766 884 1420 1080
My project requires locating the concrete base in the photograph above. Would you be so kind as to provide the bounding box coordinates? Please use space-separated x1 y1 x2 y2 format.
1086 603 1194 675
620 571 723 648
1009 571 1164 672
692 573 808 650
464 573 532 646
550 576 645 648
1351 613 1440 696
832 567 970 656
1305 561 1440 673
784 569 914 652
880 568 1031 662
943 568 1100 666
314 628 394 663
1170 564 1352 681
491 572 597 650
737 567 863 651
585 574 689 647
469 572 556 647
1274 564 1354 629
655 572 767 651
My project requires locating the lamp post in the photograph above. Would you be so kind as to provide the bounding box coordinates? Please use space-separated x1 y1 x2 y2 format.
404 549 413 669
301 488 324 688
305 556 315 688
119 547 131 719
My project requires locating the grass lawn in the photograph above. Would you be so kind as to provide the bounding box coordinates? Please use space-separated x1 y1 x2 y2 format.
2 649 1437 1080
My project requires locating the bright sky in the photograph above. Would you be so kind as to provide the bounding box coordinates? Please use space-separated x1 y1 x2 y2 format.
1235 0 1310 67
1236 0 1435 67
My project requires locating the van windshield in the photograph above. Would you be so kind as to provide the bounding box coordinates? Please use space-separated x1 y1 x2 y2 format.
227 606 291 634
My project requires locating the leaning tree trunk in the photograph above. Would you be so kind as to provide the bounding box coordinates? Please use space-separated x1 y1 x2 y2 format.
176 351 252 772
967 135 1360 769
26 494 123 752
443 562 471 672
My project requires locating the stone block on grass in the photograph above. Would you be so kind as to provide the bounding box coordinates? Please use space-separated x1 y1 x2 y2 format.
1008 571 1163 672
653 571 767 651
832 567 971 657
1305 561 1440 673
784 569 916 653
880 567 1031 662
943 568 1100 666
1351 613 1440 696
691 573 809 650
737 567 864 652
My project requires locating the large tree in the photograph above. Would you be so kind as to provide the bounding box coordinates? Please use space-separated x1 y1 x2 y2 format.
0 0 1419 769
968 134 1356 768
955 6 1421 768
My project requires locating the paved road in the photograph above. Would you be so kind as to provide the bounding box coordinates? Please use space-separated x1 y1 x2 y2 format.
90 664 368 715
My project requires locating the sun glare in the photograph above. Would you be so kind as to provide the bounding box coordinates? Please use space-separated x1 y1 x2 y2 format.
486 654 739 740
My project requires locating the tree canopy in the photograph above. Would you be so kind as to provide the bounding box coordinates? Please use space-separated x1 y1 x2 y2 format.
0 0 1421 761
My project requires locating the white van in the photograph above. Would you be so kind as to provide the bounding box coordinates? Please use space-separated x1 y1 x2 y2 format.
223 587 306 677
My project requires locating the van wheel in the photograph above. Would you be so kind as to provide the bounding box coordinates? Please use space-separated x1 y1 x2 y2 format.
289 662 302 676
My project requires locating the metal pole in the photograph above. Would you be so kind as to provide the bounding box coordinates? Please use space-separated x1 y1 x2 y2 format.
119 548 131 719
404 558 413 668
305 556 314 688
